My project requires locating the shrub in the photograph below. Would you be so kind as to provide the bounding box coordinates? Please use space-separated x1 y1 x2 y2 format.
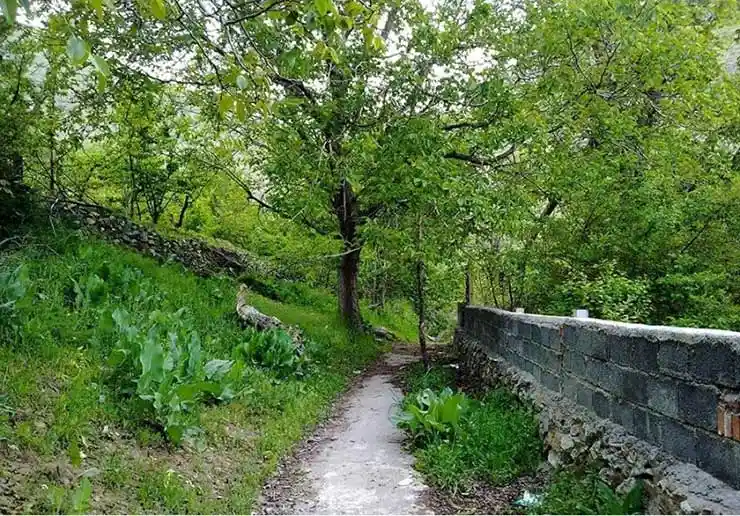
396 367 542 494
108 308 237 444
396 387 469 445
536 469 644 515
0 264 28 340
236 328 307 379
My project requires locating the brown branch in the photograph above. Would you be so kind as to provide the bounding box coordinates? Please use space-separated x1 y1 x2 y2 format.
442 119 496 131
444 144 516 166
223 0 289 25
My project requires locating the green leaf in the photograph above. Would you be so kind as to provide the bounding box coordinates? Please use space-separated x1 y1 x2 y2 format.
0 0 18 23
314 0 332 16
371 35 385 52
89 0 103 18
165 424 184 444
68 440 83 467
236 74 248 90
327 47 340 64
150 0 166 20
140 338 165 383
66 36 90 66
345 0 364 17
91 55 110 76
235 99 247 122
70 478 93 514
218 93 233 117
204 359 233 381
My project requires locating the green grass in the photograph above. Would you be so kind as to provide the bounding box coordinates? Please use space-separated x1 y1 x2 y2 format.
0 227 396 513
413 389 542 493
398 364 541 493
398 364 644 514
535 469 644 515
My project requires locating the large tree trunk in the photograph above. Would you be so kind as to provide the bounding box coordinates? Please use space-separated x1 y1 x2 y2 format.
339 244 362 328
333 178 363 328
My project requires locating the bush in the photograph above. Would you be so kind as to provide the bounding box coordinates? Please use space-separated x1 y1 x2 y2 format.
536 469 644 515
396 367 542 494
0 264 28 341
409 390 541 492
236 327 308 379
396 387 469 445
108 307 238 444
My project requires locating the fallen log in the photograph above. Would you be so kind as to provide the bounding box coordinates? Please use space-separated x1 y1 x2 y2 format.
236 284 303 346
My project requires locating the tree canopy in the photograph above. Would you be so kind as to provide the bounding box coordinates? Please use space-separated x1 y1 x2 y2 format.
2 0 740 338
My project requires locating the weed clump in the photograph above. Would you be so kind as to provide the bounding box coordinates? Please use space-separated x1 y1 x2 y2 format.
396 364 644 514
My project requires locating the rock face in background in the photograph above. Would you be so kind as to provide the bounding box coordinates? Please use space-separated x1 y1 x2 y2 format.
454 304 740 515
52 201 277 279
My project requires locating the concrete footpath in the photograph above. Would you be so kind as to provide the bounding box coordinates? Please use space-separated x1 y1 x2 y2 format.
259 353 432 515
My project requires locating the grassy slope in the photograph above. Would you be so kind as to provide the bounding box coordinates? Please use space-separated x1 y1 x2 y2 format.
0 229 391 513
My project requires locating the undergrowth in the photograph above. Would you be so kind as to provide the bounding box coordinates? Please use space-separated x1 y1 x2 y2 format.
0 227 398 513
397 363 644 514
536 469 644 515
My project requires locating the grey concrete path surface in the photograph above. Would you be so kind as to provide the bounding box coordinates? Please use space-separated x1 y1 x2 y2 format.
259 353 432 515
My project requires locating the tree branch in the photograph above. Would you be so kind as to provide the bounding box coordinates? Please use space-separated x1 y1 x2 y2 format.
444 144 516 166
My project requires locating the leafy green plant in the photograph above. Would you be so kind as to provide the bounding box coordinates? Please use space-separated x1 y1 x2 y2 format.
536 470 644 515
237 328 307 379
396 387 469 444
0 264 28 339
70 477 93 514
65 273 108 309
108 308 237 444
398 367 542 493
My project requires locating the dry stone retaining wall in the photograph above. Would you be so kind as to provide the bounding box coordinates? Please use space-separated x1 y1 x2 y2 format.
455 304 740 514
52 201 276 279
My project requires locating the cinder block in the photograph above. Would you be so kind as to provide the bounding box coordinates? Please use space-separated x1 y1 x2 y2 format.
593 390 611 418
511 319 520 337
563 324 608 360
531 362 543 383
583 360 623 395
540 326 563 352
697 434 740 489
563 374 579 402
611 398 648 440
530 324 541 345
647 376 678 418
541 369 560 393
563 375 596 411
677 382 718 431
609 334 659 373
656 416 699 464
526 343 561 372
577 380 596 411
658 340 691 377
621 369 649 405
519 321 533 341
564 350 588 377
692 340 740 388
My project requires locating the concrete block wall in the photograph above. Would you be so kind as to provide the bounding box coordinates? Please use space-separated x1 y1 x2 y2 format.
458 305 740 489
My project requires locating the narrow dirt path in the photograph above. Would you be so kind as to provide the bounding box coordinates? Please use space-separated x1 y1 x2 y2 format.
259 352 432 515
